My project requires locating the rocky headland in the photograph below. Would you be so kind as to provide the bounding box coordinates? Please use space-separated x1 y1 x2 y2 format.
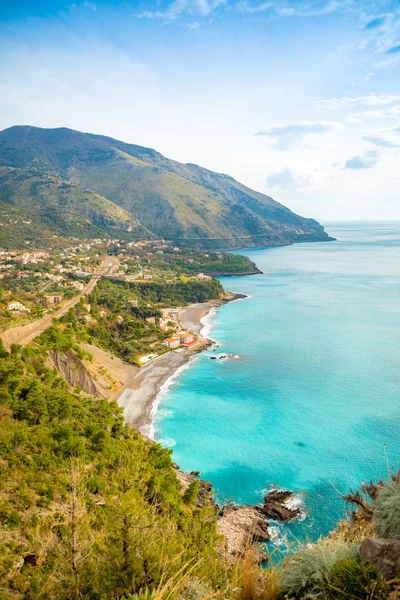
173 464 302 563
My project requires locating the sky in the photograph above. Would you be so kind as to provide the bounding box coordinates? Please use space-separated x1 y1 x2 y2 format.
1 0 399 221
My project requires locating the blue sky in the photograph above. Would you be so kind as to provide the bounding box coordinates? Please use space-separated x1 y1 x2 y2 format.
1 0 400 219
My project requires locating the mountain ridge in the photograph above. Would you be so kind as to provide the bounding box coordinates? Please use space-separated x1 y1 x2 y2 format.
0 125 334 249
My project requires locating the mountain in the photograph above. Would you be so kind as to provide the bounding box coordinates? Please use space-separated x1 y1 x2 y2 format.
0 125 333 249
0 166 152 243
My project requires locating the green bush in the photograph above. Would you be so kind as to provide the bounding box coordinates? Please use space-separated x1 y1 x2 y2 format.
279 538 357 599
328 557 389 599
374 480 400 538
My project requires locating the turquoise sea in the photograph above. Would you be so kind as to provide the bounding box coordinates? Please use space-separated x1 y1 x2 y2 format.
155 222 400 547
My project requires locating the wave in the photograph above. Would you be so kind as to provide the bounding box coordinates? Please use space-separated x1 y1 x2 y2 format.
200 306 218 338
158 437 176 448
145 358 197 440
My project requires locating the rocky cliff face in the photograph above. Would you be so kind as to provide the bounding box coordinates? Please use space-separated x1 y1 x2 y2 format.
46 349 110 398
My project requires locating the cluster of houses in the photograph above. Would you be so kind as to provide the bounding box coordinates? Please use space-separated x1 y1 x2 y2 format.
163 331 197 349
6 294 63 314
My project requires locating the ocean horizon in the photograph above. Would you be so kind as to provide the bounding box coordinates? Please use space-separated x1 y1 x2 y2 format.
155 221 400 548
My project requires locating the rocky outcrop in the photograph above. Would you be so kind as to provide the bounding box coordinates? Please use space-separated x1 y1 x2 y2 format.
174 467 218 509
261 490 301 522
174 468 302 563
46 349 109 398
360 536 400 578
217 504 269 563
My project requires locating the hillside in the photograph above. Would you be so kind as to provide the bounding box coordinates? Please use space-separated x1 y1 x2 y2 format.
1 331 399 599
0 166 153 244
0 126 333 249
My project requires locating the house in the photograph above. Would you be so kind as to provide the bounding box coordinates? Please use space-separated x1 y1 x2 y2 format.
83 315 97 325
7 301 30 312
146 316 156 325
197 273 212 281
71 281 84 291
178 332 194 345
36 294 62 306
163 337 180 349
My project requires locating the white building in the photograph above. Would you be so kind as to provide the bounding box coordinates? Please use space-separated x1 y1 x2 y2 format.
163 337 180 349
7 301 30 312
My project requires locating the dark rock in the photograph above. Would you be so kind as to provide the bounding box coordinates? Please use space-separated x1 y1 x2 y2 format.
261 489 301 522
23 554 37 566
360 536 400 578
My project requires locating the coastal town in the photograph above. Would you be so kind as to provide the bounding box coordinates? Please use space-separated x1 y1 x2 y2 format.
0 236 243 369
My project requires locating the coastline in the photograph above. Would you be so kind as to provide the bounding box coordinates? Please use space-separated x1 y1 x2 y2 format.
115 301 216 436
114 292 247 437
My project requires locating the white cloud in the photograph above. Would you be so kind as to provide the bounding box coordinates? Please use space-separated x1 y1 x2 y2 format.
363 134 400 148
82 1 97 10
347 104 400 123
255 121 339 149
345 150 380 170
317 93 400 109
267 167 313 191
137 0 226 20
238 0 351 17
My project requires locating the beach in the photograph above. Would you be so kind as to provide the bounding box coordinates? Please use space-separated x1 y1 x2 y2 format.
80 301 215 436
80 293 245 436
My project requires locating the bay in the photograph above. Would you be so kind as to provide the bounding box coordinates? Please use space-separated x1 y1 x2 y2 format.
155 222 400 546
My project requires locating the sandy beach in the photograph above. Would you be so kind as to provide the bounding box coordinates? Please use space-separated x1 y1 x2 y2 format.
117 301 215 434
81 301 215 436
80 294 246 436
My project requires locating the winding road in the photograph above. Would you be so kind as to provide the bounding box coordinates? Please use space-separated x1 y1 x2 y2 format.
0 257 119 350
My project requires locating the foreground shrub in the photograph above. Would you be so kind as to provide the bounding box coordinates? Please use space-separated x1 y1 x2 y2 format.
279 538 356 599
328 557 389 599
374 480 400 538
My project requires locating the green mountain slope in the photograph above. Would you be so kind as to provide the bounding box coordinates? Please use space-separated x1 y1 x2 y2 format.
0 166 153 244
0 126 333 248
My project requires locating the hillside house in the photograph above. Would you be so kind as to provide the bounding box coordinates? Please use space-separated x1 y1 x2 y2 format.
7 301 30 312
36 294 63 306
178 332 194 345
163 337 180 349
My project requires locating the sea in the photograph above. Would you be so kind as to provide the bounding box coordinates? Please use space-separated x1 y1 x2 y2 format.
154 221 400 549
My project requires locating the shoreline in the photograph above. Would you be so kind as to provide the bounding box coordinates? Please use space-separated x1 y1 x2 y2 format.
115 292 247 437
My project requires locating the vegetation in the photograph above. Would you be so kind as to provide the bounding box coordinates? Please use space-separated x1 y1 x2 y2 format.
0 125 333 249
0 330 399 598
374 479 400 538
0 340 225 599
0 166 152 245
53 278 224 362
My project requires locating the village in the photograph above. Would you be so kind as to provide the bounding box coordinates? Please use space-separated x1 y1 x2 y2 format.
0 237 215 332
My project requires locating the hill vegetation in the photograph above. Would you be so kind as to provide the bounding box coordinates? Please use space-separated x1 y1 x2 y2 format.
0 126 333 249
0 166 152 242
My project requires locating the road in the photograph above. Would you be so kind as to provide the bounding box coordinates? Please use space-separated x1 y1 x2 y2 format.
0 256 116 350
0 276 99 350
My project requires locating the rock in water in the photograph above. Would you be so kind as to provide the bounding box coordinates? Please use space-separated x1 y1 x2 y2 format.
261 489 301 522
217 504 269 562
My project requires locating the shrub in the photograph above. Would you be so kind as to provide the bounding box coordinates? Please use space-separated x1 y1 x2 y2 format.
374 480 400 538
279 538 357 599
328 557 389 599
177 577 214 600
